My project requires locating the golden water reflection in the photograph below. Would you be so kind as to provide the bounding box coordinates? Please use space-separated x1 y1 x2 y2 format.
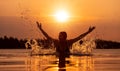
25 55 94 71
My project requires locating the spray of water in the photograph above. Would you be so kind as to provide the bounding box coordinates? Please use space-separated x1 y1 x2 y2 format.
25 38 96 55
25 39 55 55
71 38 96 54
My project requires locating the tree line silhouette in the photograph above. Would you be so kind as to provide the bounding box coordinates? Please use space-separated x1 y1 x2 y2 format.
0 36 27 49
0 36 52 49
0 36 120 49
95 39 120 49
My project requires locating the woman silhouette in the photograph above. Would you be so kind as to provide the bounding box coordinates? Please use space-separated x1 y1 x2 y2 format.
36 21 95 58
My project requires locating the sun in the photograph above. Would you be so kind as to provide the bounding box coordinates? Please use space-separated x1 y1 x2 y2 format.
54 10 69 22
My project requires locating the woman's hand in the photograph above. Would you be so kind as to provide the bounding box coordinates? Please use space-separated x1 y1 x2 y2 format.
88 26 95 32
36 21 42 30
36 21 53 40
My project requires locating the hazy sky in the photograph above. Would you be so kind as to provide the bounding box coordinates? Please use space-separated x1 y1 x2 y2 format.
0 0 120 41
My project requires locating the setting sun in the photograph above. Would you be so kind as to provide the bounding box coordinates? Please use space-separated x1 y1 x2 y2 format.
54 10 69 22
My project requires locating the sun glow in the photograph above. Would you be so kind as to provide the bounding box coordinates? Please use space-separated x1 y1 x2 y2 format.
54 10 69 22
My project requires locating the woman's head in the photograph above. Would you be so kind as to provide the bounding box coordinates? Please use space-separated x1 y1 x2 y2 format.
59 31 67 41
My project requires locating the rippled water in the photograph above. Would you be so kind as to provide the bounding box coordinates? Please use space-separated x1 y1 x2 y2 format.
0 49 120 71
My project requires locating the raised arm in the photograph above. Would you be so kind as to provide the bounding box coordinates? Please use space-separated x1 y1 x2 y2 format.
69 26 95 43
36 21 53 40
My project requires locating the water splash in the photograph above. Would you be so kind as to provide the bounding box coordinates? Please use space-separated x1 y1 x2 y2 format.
71 38 96 54
25 39 55 55
25 38 96 55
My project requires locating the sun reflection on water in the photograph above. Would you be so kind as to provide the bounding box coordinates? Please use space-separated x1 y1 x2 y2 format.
25 55 94 71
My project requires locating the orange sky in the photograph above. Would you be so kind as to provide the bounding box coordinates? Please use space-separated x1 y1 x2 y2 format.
0 0 120 41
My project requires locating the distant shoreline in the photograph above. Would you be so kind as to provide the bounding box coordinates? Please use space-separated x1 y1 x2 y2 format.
0 36 120 49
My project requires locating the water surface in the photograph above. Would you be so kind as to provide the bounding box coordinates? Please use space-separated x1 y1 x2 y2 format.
0 49 120 71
